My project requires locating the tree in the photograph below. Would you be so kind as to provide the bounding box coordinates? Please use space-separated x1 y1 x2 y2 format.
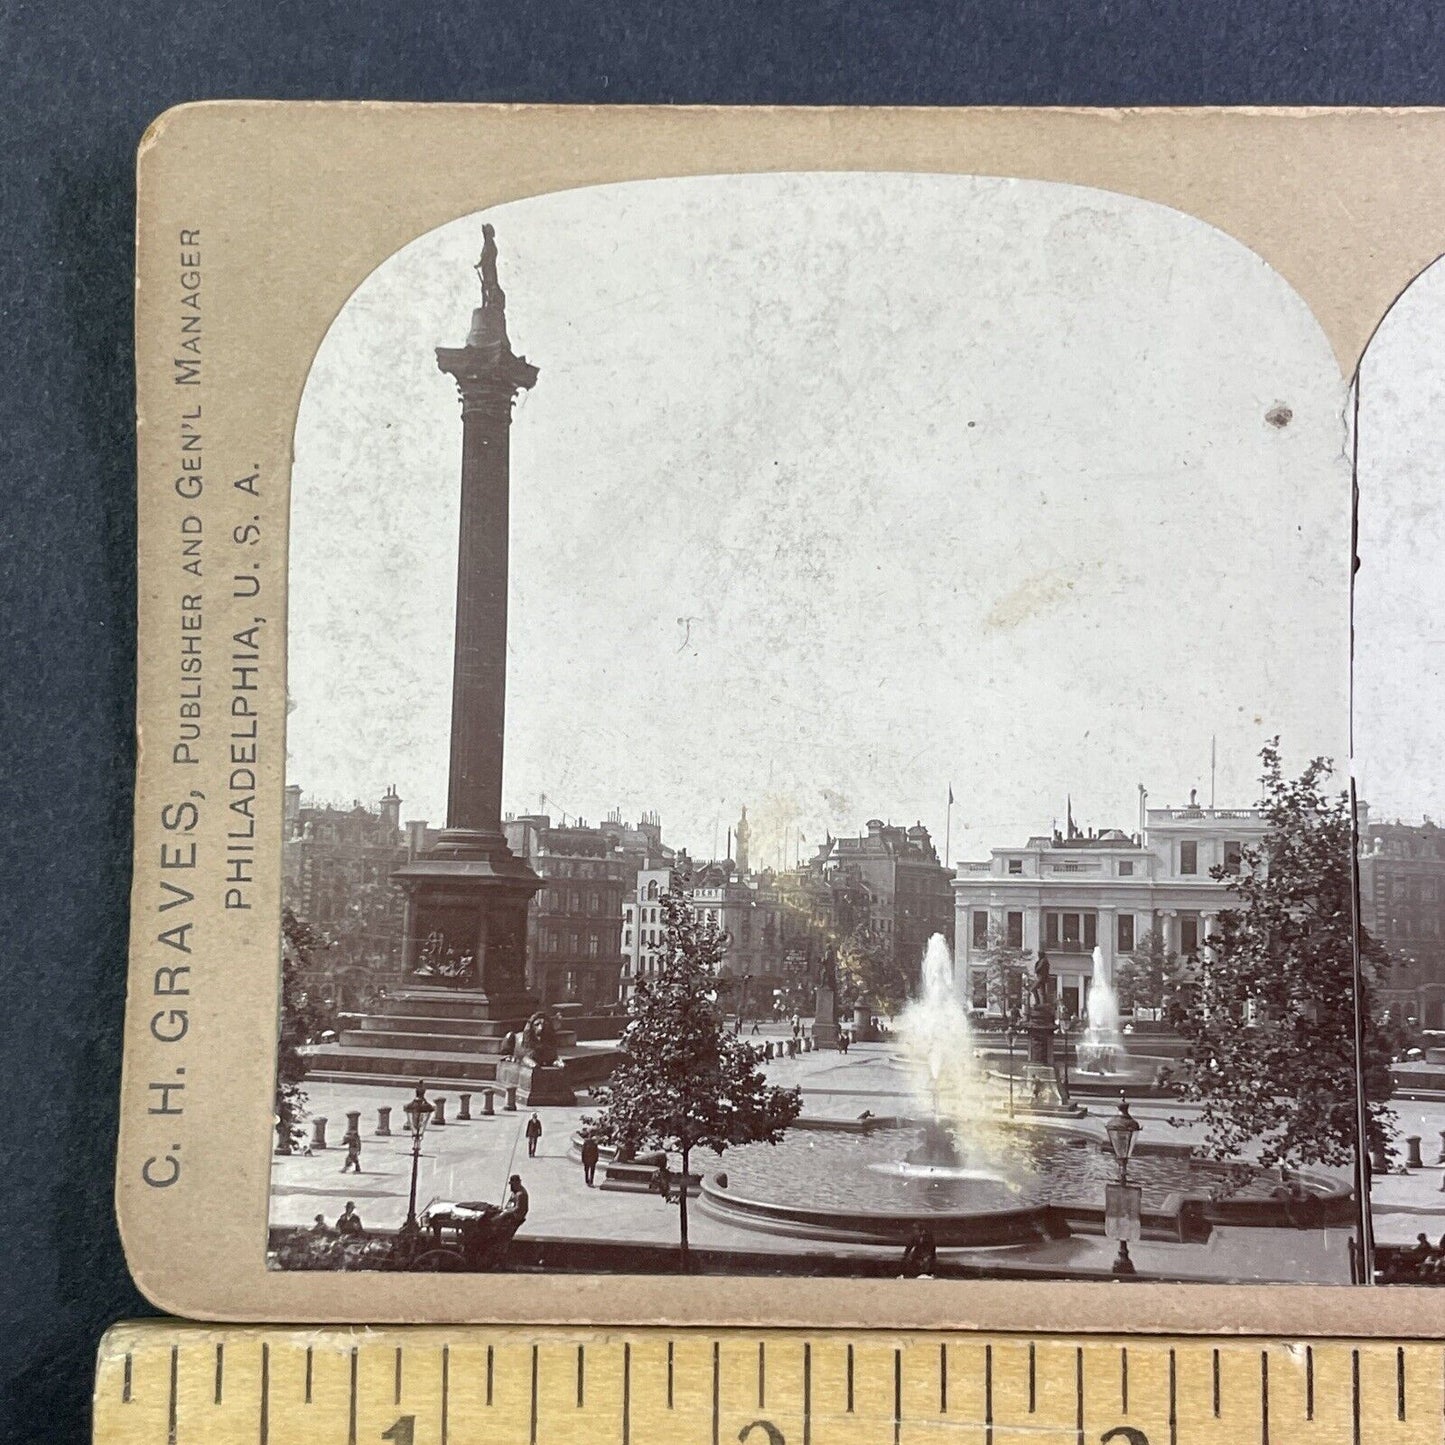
979 925 1032 1016
837 927 910 1015
276 909 331 1153
1114 929 1183 1015
588 886 802 1266
1173 742 1396 1170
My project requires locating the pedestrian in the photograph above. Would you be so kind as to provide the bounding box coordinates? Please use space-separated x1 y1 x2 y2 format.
525 1112 543 1158
791 1013 800 1039
340 1130 362 1174
309 1213 332 1236
652 1158 674 1204
335 1201 363 1236
750 1019 761 1036
901 1224 937 1278
580 1134 601 1187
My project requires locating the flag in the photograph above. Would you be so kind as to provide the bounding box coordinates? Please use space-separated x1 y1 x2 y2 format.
947 784 954 806
1066 793 1075 838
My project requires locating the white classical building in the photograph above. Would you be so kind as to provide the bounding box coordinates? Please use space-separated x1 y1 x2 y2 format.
952 795 1270 1016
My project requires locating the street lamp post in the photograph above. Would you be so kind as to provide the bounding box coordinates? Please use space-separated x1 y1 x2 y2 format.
401 1080 434 1237
1104 1092 1142 1277
1056 1009 1075 1098
1005 1008 1019 1120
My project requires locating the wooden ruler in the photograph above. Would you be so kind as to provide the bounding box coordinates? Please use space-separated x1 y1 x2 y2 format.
93 1322 1438 1444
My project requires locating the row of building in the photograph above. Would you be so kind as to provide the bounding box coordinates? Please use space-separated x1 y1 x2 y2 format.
282 784 1445 1027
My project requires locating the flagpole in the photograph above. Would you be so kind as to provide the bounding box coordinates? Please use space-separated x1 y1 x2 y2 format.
944 785 953 868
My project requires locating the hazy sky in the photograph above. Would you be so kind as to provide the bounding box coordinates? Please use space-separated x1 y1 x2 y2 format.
1355 257 1445 824
288 172 1352 865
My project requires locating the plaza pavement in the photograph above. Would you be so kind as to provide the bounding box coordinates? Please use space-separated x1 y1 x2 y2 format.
268 1034 1393 1282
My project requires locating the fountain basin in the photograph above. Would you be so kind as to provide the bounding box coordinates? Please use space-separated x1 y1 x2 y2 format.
698 1122 1352 1246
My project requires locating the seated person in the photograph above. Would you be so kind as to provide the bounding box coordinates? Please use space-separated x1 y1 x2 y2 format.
499 1175 529 1231
901 1224 938 1278
335 1202 363 1236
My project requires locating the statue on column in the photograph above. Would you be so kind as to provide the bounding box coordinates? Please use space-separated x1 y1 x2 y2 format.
475 223 506 311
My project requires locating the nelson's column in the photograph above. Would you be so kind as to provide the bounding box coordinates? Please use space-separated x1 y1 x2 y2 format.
392 224 543 1022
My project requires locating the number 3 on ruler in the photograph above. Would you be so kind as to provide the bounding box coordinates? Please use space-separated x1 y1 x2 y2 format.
381 1418 415 1445
730 1426 1148 1445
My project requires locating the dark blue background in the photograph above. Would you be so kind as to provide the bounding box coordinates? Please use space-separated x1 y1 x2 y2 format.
2 2 1441 1439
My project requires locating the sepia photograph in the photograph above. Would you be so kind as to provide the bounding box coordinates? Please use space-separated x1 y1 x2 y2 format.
262 169 1417 1286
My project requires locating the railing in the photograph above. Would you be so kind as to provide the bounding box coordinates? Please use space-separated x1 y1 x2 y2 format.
1049 862 1103 874
1149 807 1263 821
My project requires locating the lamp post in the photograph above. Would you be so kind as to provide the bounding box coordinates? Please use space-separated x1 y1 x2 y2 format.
1104 1092 1142 1277
401 1080 434 1237
1056 1009 1075 1098
1005 1008 1019 1120
736 973 751 1036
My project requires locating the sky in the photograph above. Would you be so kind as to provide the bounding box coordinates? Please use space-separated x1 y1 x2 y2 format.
287 172 1353 866
1355 256 1445 825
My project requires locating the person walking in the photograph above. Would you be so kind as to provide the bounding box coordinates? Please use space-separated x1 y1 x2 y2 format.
525 1112 543 1158
580 1134 601 1187
340 1129 362 1174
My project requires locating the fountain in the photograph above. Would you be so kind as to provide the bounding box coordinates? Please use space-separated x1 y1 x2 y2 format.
1078 946 1124 1075
694 933 1348 1251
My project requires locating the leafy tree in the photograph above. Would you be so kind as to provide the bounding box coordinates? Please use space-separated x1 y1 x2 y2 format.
589 886 802 1266
275 909 331 1153
1173 742 1396 1169
837 927 911 1015
979 925 1032 1016
1114 928 1183 1014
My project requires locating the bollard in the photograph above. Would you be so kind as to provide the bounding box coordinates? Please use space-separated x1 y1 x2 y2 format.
505 1086 518 1112
345 1110 362 1142
1437 1129 1445 1165
376 1106 392 1136
432 1097 447 1126
1370 1142 1391 1175
274 1119 291 1155
458 1093 472 1121
482 1090 495 1116
1408 1136 1425 1170
310 1117 328 1151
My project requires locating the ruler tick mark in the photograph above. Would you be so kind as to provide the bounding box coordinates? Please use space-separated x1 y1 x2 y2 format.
1306 1345 1314 1419
846 1343 854 1414
1399 1344 1407 1421
1260 1349 1269 1445
803 1342 812 1445
623 1343 631 1445
214 1342 224 1404
1168 1348 1177 1445
1075 1346 1084 1445
577 1343 585 1407
441 1345 449 1445
759 1340 766 1409
1028 1342 1036 1413
1121 1345 1128 1414
395 1346 403 1405
305 1346 313 1404
985 1343 994 1445
122 1352 132 1404
712 1341 721 1445
1352 1348 1361 1445
530 1344 539 1445
168 1345 178 1445
259 1344 269 1445
1212 1348 1221 1417
348 1345 358 1445
667 1340 674 1409
940 1342 947 1414
893 1347 902 1445
486 1345 494 1406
